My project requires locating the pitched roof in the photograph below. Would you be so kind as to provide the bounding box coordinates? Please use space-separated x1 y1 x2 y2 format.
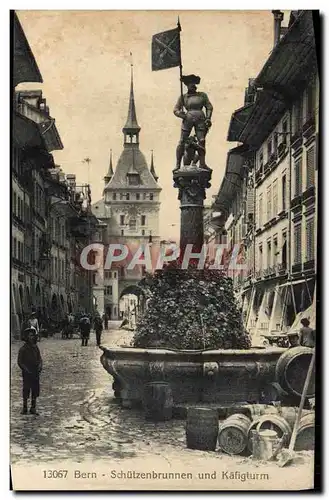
122 66 140 133
92 199 107 219
104 147 161 190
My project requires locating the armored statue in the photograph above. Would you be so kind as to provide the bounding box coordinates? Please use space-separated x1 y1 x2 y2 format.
173 74 213 171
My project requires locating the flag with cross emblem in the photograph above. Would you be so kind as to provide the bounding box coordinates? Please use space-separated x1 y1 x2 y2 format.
151 27 181 71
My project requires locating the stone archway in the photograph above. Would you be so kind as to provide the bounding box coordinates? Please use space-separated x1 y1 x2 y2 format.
119 284 146 325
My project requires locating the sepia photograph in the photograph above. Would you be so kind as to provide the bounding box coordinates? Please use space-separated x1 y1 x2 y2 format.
10 9 319 491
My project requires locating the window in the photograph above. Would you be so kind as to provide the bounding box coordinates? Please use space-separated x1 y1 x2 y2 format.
149 193 154 201
141 215 146 226
121 229 124 236
136 193 140 200
105 285 112 295
294 158 302 196
105 271 111 279
282 175 287 211
13 192 16 215
13 237 17 258
282 119 288 146
126 193 130 200
120 215 125 226
143 193 146 200
128 174 140 186
267 185 272 221
258 244 263 271
294 223 302 264
120 193 124 200
273 132 278 156
258 150 263 171
113 193 117 200
294 98 303 134
306 80 316 120
142 229 145 236
267 240 272 268
129 218 136 230
306 146 315 188
93 273 97 285
113 272 117 278
258 194 263 227
282 231 287 267
272 179 278 217
273 235 278 266
267 137 272 159
305 217 315 261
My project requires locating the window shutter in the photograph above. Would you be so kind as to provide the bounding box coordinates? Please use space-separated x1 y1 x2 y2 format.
306 146 315 188
246 187 254 216
306 218 315 261
294 224 302 263
294 158 302 196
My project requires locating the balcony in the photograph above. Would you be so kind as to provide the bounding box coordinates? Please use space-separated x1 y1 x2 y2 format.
302 186 316 205
291 130 303 151
292 262 302 274
291 194 302 209
277 262 287 275
255 270 262 280
302 114 316 140
304 259 315 273
277 142 287 158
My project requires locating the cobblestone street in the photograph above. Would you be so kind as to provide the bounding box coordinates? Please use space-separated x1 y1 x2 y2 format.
10 323 314 490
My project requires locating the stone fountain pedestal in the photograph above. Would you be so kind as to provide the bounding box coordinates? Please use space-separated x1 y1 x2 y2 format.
173 165 212 254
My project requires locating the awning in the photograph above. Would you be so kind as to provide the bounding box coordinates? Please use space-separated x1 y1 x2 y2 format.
13 12 43 86
212 145 249 212
227 104 254 142
255 11 316 92
13 112 46 149
288 303 316 332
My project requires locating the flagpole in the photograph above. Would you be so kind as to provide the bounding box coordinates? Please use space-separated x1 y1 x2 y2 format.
178 16 183 101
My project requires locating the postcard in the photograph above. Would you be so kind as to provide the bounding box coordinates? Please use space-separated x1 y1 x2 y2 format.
11 9 318 491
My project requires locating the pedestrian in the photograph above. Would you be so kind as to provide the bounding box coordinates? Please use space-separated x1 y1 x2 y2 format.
104 312 109 330
79 315 91 346
299 318 315 348
28 311 40 341
94 315 103 347
17 327 42 415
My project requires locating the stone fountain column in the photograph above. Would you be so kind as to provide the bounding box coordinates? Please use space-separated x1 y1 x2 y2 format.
173 166 212 254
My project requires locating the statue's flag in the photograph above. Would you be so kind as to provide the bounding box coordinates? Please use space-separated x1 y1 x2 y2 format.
152 27 181 71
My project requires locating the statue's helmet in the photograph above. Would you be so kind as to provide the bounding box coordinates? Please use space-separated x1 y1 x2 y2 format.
181 74 201 86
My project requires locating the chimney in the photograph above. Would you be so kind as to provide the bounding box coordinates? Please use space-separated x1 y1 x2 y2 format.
272 10 284 47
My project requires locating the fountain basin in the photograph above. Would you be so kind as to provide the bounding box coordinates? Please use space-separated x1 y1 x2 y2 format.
100 346 286 409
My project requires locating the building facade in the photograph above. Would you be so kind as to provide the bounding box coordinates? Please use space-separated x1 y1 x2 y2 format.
92 68 161 320
212 10 318 341
12 13 97 338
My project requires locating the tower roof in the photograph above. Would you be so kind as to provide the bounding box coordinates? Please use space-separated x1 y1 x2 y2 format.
104 148 160 190
150 150 159 182
122 64 141 134
104 149 114 177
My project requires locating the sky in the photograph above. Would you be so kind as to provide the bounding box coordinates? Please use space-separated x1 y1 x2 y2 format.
16 10 290 240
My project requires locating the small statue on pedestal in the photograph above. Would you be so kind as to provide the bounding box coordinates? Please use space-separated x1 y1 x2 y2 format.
173 74 213 171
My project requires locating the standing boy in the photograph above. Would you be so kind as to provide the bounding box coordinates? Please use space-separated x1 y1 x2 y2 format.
17 327 42 415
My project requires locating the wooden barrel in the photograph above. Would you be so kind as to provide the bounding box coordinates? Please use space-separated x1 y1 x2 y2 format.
295 413 315 451
275 346 315 398
186 408 219 451
143 382 173 421
248 414 291 452
218 414 251 455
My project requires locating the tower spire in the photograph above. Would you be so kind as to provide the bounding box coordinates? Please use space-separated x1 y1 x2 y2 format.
122 53 141 142
104 149 114 185
150 150 159 182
